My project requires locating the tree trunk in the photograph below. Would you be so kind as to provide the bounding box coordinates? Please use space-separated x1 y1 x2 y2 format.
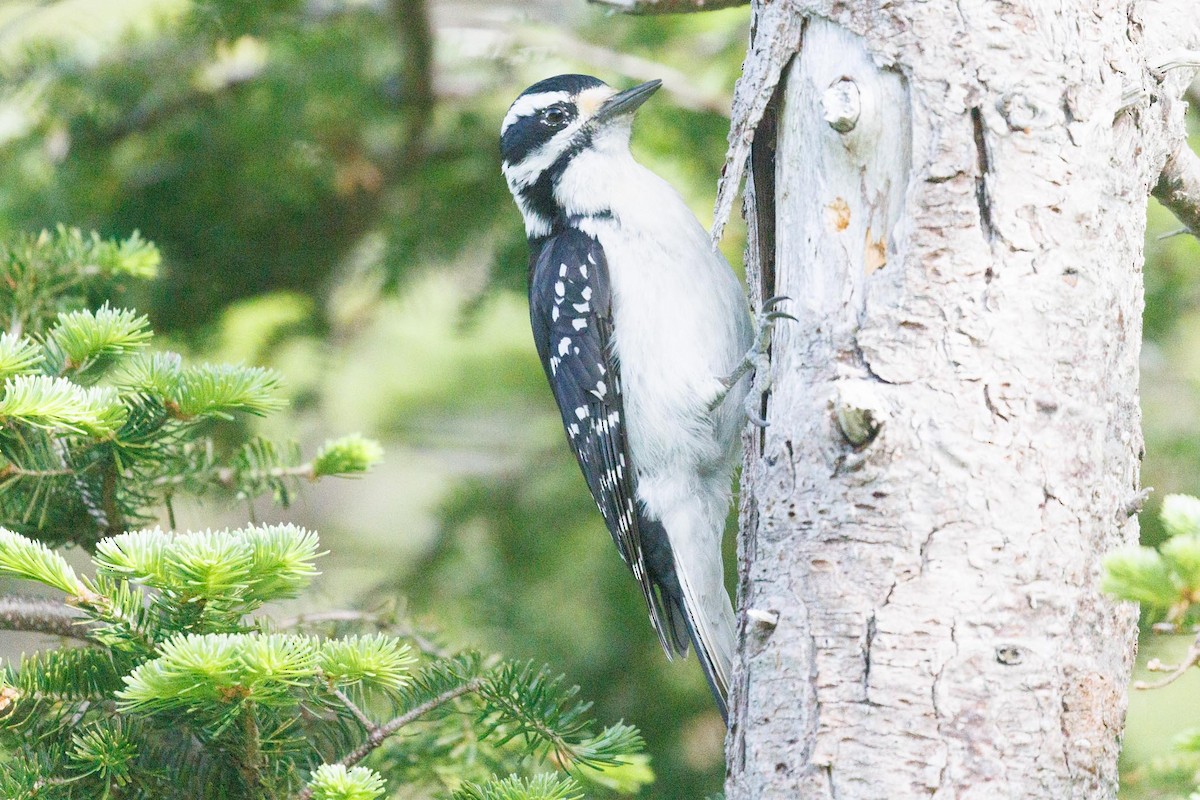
723 2 1200 798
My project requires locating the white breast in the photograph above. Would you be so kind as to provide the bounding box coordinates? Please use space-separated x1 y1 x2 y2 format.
566 151 753 477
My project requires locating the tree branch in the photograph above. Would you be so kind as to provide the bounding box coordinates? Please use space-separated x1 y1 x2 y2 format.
236 702 266 794
1135 631 1200 690
0 596 90 641
1151 49 1200 76
275 608 450 658
1153 141 1200 239
512 26 733 117
0 465 75 480
293 679 483 800
151 463 316 490
329 684 375 731
588 0 747 14
385 0 435 180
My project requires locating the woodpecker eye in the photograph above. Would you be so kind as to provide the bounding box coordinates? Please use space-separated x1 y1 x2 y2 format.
541 107 570 127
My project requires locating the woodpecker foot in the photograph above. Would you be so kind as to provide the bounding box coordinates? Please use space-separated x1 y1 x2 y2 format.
708 296 795 427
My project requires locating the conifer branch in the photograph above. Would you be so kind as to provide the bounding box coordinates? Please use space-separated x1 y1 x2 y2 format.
278 610 384 628
100 460 123 539
0 464 76 479
0 596 90 641
29 775 73 795
152 463 316 489
237 703 267 794
328 684 375 731
347 679 482 766
277 609 450 658
295 679 484 800
221 464 315 485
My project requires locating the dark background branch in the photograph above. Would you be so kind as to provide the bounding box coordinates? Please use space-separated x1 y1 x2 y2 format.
588 0 748 14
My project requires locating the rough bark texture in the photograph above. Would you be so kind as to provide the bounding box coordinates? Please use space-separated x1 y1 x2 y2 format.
726 2 1200 798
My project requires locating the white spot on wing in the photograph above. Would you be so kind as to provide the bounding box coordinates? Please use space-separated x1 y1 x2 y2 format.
558 337 571 355
572 318 587 330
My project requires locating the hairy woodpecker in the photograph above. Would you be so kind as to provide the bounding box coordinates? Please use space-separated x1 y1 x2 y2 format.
501 74 777 721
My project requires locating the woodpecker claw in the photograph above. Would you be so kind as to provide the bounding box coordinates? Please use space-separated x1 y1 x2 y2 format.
746 408 770 428
709 297 794 426
762 294 791 308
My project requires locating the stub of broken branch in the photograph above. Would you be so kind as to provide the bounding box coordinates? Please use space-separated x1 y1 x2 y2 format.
589 0 747 14
711 4 804 243
1153 141 1200 239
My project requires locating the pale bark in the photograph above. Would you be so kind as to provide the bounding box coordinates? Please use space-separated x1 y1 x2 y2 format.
724 2 1200 798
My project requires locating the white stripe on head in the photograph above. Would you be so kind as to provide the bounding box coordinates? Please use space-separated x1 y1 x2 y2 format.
501 91 571 136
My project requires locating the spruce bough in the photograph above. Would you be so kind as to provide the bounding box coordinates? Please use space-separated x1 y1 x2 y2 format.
0 228 646 799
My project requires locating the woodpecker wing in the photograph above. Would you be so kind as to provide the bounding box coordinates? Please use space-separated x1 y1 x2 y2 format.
528 228 685 658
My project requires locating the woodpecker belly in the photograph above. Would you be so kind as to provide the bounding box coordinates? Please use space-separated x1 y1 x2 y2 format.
580 175 752 476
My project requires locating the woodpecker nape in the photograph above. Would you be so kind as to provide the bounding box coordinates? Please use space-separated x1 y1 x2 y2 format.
500 74 785 722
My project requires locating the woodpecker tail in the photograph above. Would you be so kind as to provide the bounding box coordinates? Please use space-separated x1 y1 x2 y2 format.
670 559 735 723
638 477 736 724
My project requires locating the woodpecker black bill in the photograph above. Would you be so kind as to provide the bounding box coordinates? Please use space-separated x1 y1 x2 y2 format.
593 79 661 122
501 74 766 723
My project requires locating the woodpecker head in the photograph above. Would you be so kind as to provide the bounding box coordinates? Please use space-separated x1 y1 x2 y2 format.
501 74 661 239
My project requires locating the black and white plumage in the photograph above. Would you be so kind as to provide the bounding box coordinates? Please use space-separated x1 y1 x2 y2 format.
502 74 753 721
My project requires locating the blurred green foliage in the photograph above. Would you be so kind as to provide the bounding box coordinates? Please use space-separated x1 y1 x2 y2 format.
1107 495 1200 623
1107 495 1200 799
0 226 644 799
